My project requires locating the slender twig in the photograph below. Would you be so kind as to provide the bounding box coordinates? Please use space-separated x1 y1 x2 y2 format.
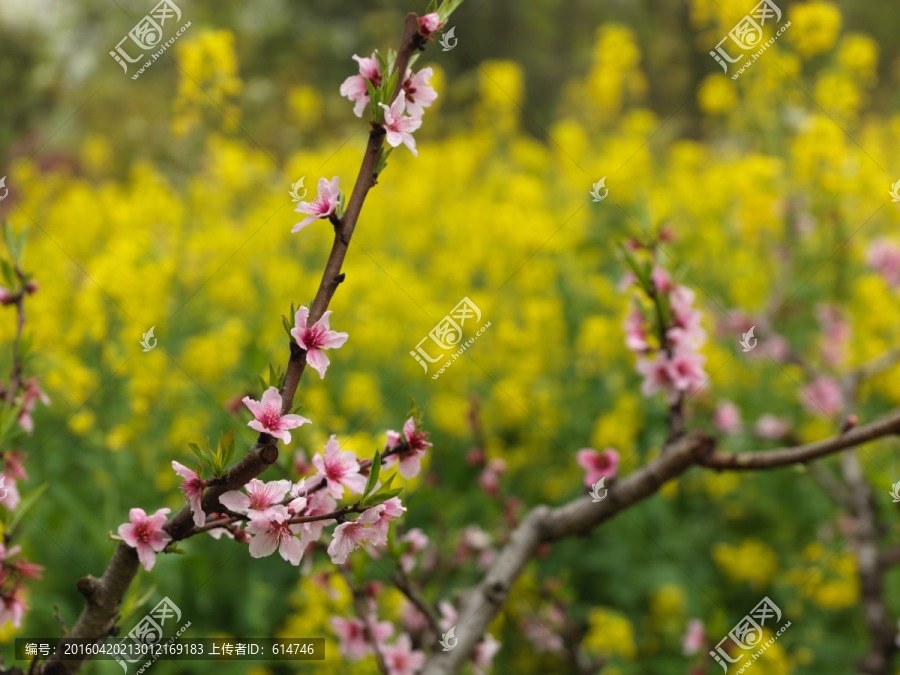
340 567 390 675
392 569 441 635
701 409 900 470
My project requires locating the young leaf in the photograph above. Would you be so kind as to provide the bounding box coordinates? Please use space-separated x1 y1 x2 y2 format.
373 487 403 503
364 450 381 498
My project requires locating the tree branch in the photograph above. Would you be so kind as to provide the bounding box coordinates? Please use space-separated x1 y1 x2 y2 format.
35 14 427 675
419 430 714 675
701 409 900 471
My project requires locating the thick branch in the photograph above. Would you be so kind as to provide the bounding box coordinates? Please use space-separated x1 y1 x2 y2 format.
701 409 900 471
419 431 714 675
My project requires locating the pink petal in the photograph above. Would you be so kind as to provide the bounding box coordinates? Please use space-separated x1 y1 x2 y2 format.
306 348 330 379
249 531 279 558
219 491 251 513
136 544 158 571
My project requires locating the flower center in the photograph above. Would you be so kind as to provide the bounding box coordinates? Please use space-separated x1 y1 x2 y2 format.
260 405 282 429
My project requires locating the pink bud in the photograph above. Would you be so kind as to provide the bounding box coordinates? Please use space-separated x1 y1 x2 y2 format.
417 12 443 36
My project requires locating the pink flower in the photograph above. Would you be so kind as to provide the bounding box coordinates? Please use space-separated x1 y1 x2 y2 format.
293 449 312 475
682 618 705 655
327 507 382 564
313 436 367 499
380 98 423 156
478 458 506 497
576 448 619 488
331 617 369 661
816 304 850 368
402 67 438 118
382 634 425 675
3 452 26 481
473 633 501 669
17 378 49 434
118 507 172 571
331 617 372 660
291 306 349 379
369 497 407 546
438 600 458 631
624 307 649 352
340 53 383 118
651 266 673 293
636 353 677 401
667 350 707 395
522 619 564 654
0 287 13 304
245 505 304 565
867 238 900 288
242 386 311 443
399 528 429 573
296 489 337 544
219 478 292 517
0 586 26 628
384 417 432 478
293 176 341 233
755 414 790 440
331 616 394 661
0 474 20 511
417 12 443 36
171 461 208 527
713 401 742 435
801 376 844 418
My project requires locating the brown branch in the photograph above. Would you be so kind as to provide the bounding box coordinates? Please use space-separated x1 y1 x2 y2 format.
419 430 715 675
421 405 900 674
36 14 426 675
701 409 900 471
392 569 441 636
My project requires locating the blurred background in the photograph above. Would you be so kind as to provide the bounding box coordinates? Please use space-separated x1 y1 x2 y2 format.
1 0 900 672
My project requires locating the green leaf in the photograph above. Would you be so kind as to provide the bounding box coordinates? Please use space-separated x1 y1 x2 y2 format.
438 0 465 21
362 473 397 506
257 375 267 392
372 487 403 503
282 314 292 336
8 482 48 532
375 148 392 176
383 68 400 105
218 429 236 469
364 77 381 120
375 50 388 74
363 451 381 498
